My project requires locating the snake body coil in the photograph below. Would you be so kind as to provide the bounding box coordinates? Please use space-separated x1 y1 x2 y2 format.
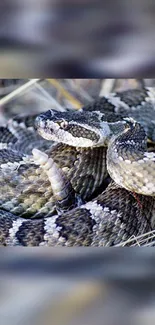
0 87 155 246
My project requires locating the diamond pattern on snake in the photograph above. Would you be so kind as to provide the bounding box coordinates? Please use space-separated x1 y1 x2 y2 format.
0 87 154 246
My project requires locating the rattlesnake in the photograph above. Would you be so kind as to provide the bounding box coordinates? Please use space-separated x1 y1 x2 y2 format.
0 87 155 246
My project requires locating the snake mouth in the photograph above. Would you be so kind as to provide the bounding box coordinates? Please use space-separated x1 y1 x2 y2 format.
34 115 54 142
35 116 55 142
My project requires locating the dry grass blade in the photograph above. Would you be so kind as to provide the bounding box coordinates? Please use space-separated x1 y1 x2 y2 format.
47 79 83 109
34 82 65 111
115 230 155 247
99 79 116 96
0 79 40 106
66 79 93 101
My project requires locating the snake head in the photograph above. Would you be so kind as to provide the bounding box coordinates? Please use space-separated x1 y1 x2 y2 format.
35 109 114 147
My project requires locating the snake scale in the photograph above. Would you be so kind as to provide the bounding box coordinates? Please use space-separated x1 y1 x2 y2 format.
0 87 155 246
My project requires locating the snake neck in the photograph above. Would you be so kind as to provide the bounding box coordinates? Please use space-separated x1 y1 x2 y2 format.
108 120 147 161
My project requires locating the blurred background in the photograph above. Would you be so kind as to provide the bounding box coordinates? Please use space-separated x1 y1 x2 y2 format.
1 249 155 325
1 0 155 76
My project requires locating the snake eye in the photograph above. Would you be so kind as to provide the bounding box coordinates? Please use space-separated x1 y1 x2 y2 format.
57 120 69 130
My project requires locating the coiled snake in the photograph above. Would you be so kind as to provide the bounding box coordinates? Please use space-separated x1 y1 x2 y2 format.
0 87 155 246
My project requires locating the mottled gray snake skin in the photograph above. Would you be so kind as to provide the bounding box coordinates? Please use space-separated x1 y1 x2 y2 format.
0 87 155 246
